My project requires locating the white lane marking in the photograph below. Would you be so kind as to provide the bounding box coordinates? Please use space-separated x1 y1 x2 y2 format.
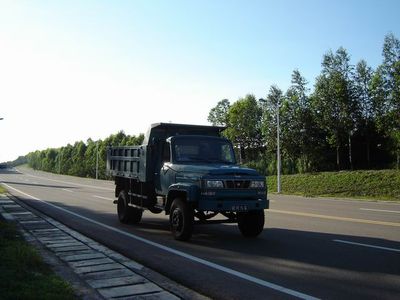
24 173 113 191
333 239 400 253
360 208 400 214
2 182 318 300
62 188 74 193
92 195 113 201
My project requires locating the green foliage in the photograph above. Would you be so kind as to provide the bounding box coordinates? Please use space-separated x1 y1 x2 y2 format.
207 99 230 126
267 170 400 201
27 131 144 179
223 94 263 161
0 220 76 299
208 33 400 173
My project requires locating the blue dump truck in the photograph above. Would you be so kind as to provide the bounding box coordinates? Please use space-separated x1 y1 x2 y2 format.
107 123 268 241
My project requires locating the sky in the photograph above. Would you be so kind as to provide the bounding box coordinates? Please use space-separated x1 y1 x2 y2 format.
1 0 399 162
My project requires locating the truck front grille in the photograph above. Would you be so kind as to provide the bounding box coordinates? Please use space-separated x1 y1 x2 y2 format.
225 180 251 189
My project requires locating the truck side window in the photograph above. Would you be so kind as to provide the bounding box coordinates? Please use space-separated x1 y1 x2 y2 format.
163 143 171 162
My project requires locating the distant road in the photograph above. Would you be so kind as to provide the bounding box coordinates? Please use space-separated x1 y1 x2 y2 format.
1 167 399 299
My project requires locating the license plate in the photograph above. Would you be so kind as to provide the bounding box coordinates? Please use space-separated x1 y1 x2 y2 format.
231 205 248 211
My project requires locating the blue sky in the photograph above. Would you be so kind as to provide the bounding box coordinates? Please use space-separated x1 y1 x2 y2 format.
1 0 399 162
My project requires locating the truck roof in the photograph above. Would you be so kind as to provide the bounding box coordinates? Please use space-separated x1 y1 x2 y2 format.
143 123 226 145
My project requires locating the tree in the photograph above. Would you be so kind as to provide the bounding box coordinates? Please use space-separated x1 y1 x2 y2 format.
208 99 230 126
354 59 375 166
381 33 400 168
224 94 263 161
312 47 357 170
283 70 319 172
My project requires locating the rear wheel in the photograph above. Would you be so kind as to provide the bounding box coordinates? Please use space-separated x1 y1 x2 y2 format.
117 191 143 224
237 210 265 237
169 198 194 241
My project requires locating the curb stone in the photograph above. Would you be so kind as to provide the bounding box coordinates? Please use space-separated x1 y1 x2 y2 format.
0 193 208 300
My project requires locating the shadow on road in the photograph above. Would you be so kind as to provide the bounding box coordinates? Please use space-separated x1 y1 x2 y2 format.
1 181 78 190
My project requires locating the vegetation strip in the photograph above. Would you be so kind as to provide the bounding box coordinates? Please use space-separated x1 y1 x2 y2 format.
267 170 400 202
0 203 76 299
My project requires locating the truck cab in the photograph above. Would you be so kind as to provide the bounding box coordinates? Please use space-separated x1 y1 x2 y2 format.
107 123 268 241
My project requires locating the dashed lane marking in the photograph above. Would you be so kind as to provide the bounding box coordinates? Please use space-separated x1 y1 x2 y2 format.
360 208 400 214
333 239 400 253
269 209 400 227
92 195 113 201
21 173 113 191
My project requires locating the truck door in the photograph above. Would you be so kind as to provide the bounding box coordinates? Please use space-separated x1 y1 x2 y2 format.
155 141 172 194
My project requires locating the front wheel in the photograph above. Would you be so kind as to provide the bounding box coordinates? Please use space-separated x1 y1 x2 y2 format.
169 198 194 241
237 210 265 237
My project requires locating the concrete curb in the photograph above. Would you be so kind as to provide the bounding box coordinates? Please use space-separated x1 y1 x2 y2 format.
0 193 206 300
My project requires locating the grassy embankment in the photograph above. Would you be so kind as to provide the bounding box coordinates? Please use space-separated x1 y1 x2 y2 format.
0 187 76 299
267 169 400 202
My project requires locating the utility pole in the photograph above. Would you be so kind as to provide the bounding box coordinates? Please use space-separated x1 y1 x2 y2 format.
259 97 281 193
276 104 281 193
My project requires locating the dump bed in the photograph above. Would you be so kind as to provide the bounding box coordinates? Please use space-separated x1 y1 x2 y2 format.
107 123 225 182
107 145 146 180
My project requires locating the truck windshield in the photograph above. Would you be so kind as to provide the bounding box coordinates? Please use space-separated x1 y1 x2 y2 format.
173 137 236 164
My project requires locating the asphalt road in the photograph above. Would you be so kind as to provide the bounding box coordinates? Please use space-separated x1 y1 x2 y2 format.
1 167 399 299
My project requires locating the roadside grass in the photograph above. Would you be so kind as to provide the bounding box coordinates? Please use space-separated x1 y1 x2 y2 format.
0 185 6 194
0 220 76 300
267 169 400 202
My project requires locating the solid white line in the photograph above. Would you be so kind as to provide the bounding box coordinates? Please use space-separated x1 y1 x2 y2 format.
360 208 400 214
333 239 400 253
2 182 317 300
62 188 74 193
92 195 113 201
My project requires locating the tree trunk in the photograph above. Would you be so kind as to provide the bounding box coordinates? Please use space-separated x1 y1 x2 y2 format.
348 133 353 170
397 150 400 170
336 145 340 170
366 139 370 168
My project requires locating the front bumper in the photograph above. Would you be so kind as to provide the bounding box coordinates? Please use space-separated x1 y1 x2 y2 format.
197 189 268 212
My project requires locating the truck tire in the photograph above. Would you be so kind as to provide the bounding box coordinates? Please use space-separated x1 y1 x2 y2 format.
129 207 143 224
237 210 265 237
169 198 194 241
117 191 143 224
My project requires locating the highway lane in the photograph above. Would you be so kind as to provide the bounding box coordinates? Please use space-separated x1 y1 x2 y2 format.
1 167 399 299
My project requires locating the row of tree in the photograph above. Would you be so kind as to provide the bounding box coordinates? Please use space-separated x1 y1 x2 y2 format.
208 33 400 174
27 132 144 179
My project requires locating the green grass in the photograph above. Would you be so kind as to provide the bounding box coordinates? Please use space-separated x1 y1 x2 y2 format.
0 185 6 194
267 169 400 201
0 220 76 300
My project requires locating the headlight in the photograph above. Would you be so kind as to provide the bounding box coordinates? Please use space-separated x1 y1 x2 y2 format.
249 180 265 188
206 180 224 188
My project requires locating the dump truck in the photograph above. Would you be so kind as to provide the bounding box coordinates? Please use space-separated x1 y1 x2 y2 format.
107 123 268 241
